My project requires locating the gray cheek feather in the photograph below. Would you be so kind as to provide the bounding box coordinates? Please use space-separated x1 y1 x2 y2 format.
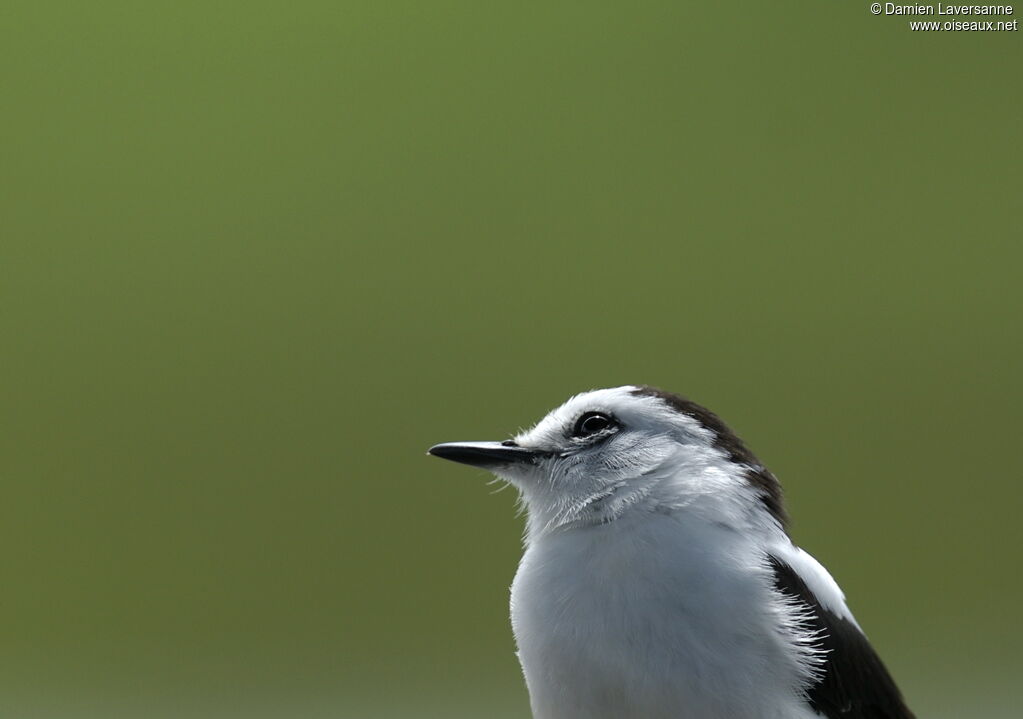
598 433 678 476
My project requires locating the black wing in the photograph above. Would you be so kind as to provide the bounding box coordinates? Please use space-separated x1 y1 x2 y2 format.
768 555 915 719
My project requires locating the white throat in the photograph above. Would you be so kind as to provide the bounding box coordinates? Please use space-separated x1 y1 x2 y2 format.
515 440 781 545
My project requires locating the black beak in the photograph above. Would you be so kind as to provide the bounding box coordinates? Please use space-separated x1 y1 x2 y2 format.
427 441 541 469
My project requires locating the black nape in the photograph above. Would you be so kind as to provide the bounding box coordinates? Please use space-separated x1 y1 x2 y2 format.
630 385 788 529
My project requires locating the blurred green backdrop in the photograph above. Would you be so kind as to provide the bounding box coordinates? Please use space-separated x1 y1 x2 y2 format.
2 2 1020 717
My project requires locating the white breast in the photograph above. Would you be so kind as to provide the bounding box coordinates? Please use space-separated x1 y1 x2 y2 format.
510 512 820 719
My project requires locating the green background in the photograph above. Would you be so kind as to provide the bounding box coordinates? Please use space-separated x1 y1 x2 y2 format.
2 2 1020 717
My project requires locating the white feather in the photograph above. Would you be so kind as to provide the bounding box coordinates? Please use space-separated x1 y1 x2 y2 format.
481 387 857 718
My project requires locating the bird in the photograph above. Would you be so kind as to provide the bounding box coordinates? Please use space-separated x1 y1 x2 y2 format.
428 385 914 719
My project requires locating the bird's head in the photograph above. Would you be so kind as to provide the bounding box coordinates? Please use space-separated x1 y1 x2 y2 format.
429 385 786 539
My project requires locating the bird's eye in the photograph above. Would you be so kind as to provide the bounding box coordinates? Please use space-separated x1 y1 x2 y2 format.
573 412 617 438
